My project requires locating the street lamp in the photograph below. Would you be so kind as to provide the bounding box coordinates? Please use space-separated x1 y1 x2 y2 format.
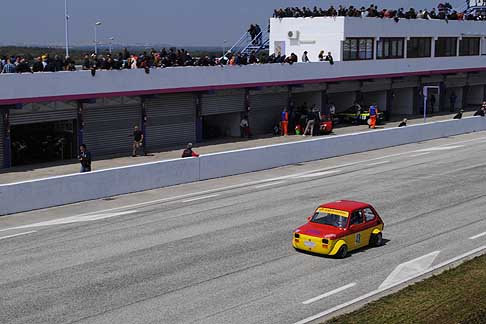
94 21 102 54
109 37 115 54
223 40 227 57
64 0 70 57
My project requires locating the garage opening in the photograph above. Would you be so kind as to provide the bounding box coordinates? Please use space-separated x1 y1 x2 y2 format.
10 120 77 166
203 112 242 140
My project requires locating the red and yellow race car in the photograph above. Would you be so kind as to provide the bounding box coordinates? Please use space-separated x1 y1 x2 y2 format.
292 200 384 258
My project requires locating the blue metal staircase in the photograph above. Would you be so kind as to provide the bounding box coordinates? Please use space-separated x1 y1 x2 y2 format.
227 29 270 56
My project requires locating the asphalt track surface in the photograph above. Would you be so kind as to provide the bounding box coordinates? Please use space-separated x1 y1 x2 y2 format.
1 132 486 324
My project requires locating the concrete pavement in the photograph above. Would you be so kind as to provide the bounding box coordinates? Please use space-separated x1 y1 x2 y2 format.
0 131 485 324
0 110 476 185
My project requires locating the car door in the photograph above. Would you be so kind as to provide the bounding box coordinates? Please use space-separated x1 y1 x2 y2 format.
362 207 378 245
347 210 366 250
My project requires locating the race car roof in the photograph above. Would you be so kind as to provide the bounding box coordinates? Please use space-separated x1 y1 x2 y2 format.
319 200 371 212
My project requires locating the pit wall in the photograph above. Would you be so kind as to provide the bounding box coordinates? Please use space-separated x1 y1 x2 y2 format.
1 117 485 215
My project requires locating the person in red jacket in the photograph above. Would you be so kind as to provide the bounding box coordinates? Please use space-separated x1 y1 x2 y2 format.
281 107 289 136
181 143 199 158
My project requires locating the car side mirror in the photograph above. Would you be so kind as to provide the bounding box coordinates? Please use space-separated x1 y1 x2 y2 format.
307 216 312 222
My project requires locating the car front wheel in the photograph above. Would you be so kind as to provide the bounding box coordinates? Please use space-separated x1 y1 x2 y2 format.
336 244 348 258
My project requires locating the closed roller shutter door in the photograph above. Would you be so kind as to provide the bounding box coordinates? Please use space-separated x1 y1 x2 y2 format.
83 105 140 157
0 120 4 168
201 91 245 116
9 109 77 125
145 94 196 150
249 93 288 135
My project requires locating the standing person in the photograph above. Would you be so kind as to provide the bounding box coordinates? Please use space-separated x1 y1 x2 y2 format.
281 107 289 136
303 108 316 136
324 51 334 65
302 51 310 63
254 24 262 45
240 115 250 138
318 50 325 61
450 92 457 112
78 144 92 173
181 143 199 158
329 102 336 121
132 125 144 157
369 104 378 129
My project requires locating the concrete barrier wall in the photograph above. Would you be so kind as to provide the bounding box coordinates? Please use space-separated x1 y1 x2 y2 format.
198 117 486 179
1 117 485 215
0 157 199 215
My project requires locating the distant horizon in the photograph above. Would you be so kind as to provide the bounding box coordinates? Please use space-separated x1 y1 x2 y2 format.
0 0 466 47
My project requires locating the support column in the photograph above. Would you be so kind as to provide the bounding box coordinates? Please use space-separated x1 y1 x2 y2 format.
321 90 329 115
141 98 147 152
195 93 203 143
76 102 84 147
2 108 11 169
386 89 394 120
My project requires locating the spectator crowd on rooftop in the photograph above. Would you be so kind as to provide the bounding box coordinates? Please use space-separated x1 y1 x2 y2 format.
1 3 485 75
273 3 485 21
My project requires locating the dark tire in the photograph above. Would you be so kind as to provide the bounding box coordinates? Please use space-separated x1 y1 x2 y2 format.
370 232 383 247
336 244 348 258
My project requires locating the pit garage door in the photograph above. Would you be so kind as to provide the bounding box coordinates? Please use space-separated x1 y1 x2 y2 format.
145 93 196 150
201 90 245 116
249 93 288 135
83 104 141 157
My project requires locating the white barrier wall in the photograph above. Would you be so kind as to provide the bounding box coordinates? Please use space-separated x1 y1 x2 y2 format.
0 158 199 216
1 117 486 215
199 117 486 179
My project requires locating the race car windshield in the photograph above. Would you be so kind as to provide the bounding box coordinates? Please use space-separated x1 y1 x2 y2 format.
311 211 348 228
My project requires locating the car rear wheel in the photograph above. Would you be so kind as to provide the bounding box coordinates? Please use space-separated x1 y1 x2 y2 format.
336 244 348 258
370 233 383 247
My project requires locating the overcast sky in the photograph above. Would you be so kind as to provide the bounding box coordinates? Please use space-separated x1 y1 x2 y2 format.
0 0 465 47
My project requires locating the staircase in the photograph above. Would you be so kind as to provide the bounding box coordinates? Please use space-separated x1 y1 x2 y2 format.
227 28 270 56
460 0 486 14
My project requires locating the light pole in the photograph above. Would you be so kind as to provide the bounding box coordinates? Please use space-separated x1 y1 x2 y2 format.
223 40 227 57
64 0 70 57
109 37 115 54
94 21 102 54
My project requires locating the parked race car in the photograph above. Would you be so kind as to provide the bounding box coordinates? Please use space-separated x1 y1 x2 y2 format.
335 105 385 125
292 200 384 258
319 114 334 135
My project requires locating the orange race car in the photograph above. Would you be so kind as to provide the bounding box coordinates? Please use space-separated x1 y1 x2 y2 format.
293 200 384 258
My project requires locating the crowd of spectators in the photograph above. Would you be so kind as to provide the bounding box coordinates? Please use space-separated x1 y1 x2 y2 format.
273 3 485 21
1 54 76 74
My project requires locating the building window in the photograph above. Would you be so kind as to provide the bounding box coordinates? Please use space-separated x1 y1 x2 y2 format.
435 37 458 57
459 37 480 56
377 38 404 59
407 37 432 58
343 38 374 61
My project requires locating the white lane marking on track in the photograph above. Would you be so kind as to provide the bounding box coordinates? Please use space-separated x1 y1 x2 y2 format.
293 245 486 324
293 170 340 179
7 134 485 227
302 283 356 305
410 152 431 158
182 194 220 203
0 211 138 232
0 231 37 241
416 145 464 152
366 160 390 167
379 251 440 290
469 232 486 240
254 181 286 189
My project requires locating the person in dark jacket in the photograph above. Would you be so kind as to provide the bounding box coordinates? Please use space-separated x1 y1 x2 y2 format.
474 107 485 117
453 109 464 119
32 57 44 72
78 144 92 173
181 143 199 158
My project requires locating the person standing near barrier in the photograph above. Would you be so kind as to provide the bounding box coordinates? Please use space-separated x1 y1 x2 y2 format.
281 107 289 136
369 104 378 129
132 126 144 157
303 108 316 136
181 143 199 158
78 144 92 173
